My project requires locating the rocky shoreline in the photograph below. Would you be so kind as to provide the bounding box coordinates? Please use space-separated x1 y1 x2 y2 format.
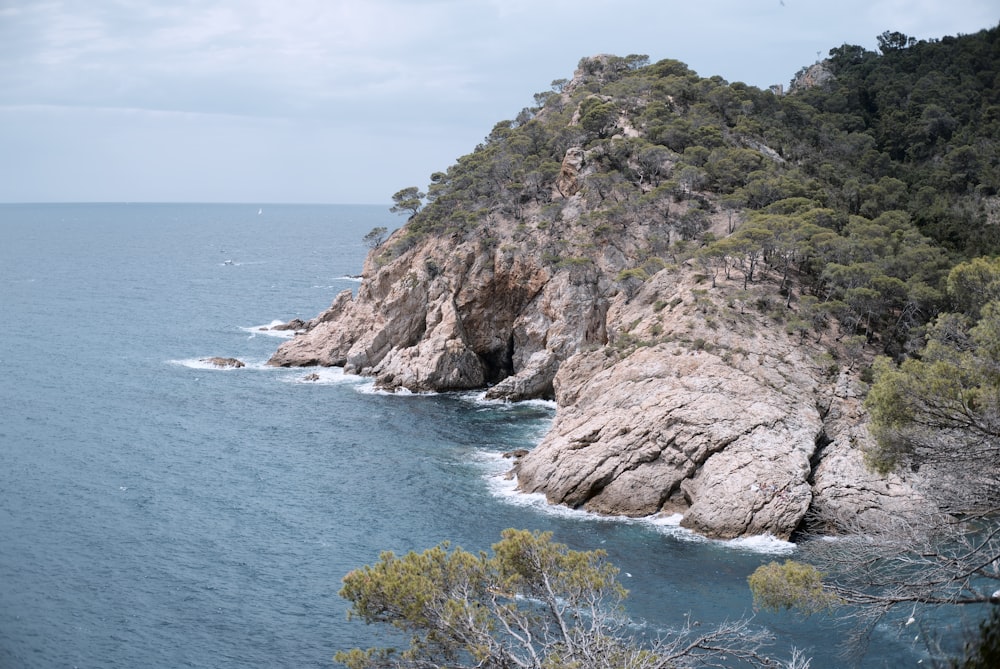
267 211 931 541
265 55 936 539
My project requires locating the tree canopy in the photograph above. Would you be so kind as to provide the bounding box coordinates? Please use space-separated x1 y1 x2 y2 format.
336 529 799 669
389 187 426 219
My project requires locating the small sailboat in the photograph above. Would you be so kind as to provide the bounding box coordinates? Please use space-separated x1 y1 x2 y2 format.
258 208 263 215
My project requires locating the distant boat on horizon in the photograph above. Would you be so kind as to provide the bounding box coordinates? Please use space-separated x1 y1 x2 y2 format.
258 208 263 215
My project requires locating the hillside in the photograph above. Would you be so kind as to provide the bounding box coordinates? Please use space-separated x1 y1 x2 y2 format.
269 26 1000 539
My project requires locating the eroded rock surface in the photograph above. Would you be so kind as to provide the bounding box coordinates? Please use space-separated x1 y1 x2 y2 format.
270 234 930 538
264 57 933 538
268 202 619 398
514 267 929 539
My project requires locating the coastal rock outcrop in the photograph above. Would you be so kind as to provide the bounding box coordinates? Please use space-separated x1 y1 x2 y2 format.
510 267 928 539
269 229 930 538
266 55 935 539
269 217 613 398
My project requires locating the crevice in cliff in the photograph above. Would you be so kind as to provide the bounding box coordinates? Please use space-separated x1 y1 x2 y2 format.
792 429 834 540
807 429 832 487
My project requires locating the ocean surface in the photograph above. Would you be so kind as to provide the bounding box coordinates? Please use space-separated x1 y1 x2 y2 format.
0 203 944 668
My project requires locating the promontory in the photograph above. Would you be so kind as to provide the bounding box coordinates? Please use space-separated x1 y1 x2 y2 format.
269 34 1000 539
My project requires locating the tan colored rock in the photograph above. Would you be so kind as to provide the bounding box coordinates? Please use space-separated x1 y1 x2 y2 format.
513 267 932 539
806 371 931 532
372 290 485 391
266 197 934 539
556 147 585 197
267 290 357 367
515 337 824 539
268 223 610 400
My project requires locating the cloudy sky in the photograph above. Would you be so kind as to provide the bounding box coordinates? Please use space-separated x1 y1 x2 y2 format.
1 1 996 205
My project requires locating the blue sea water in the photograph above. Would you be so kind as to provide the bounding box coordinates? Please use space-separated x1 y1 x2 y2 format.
0 203 936 668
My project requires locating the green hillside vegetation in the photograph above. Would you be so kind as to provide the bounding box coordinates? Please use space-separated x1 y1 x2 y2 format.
394 25 999 356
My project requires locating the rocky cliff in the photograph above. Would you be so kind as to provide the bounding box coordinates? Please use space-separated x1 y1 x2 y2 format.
267 205 928 539
267 56 934 539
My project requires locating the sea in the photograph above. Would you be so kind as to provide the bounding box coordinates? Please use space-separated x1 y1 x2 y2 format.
0 203 955 668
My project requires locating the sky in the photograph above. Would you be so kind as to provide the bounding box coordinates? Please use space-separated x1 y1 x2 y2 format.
0 1 996 205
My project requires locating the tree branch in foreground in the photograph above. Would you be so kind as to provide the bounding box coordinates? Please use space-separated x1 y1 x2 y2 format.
336 528 807 668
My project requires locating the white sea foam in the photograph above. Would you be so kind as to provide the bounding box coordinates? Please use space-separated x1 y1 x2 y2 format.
170 358 241 371
486 469 606 520
480 454 795 555
280 367 366 385
724 534 796 555
462 391 558 411
519 398 558 410
242 321 299 339
354 382 435 396
481 456 642 524
170 357 279 371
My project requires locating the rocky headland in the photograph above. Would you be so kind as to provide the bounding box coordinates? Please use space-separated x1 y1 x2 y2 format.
268 225 926 539
267 55 934 540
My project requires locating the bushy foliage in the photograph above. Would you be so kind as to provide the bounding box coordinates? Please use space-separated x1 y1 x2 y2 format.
748 560 840 615
337 529 790 668
865 301 1000 507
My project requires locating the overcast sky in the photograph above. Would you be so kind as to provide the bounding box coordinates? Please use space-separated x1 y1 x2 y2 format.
1 1 996 205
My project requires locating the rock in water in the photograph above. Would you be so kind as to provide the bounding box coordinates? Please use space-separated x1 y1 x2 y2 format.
201 357 245 369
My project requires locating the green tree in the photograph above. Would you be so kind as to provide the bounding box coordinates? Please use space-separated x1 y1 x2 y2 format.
389 187 426 219
336 529 795 669
363 226 389 249
748 517 1000 660
864 302 1000 508
579 98 619 138
946 257 1000 317
726 225 774 289
876 30 916 54
748 560 840 615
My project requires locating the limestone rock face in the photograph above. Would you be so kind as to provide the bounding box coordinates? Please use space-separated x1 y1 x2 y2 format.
556 147 585 197
267 290 356 367
512 268 930 540
514 337 822 539
790 61 836 93
267 224 611 396
806 371 930 531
